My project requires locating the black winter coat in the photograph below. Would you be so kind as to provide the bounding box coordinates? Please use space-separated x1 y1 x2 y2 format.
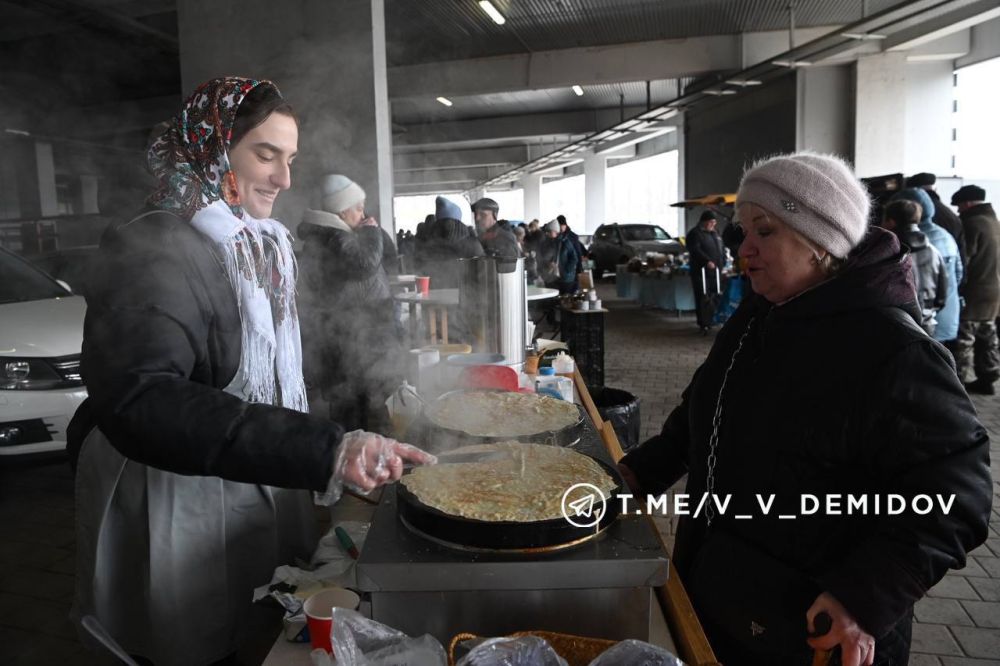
480 219 521 262
686 225 726 270
622 228 991 650
297 211 401 402
414 217 485 288
68 210 342 491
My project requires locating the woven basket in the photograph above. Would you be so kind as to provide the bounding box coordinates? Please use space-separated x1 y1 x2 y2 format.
448 630 617 666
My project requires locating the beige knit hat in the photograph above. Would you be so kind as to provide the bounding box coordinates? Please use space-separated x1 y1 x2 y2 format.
320 174 365 215
736 152 870 258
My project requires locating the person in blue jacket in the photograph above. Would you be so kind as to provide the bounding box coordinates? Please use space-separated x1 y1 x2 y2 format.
891 187 964 345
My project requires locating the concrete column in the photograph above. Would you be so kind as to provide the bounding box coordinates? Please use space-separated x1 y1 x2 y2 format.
854 52 908 177
370 0 394 236
903 61 954 176
77 175 100 215
176 0 392 232
583 153 606 234
520 173 542 222
796 65 853 158
15 140 59 219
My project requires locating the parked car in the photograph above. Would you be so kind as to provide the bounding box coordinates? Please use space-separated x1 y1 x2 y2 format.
29 245 100 298
0 247 87 458
588 223 684 277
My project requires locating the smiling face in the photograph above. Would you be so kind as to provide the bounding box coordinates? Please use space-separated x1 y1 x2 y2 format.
227 112 298 219
736 202 829 303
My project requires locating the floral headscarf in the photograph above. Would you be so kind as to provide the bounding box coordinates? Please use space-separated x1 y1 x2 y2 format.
144 76 307 413
147 76 270 220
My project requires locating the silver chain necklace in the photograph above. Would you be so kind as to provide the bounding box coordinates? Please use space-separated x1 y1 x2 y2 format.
705 316 755 526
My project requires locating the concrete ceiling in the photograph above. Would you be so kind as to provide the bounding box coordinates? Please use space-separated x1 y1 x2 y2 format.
0 0 997 196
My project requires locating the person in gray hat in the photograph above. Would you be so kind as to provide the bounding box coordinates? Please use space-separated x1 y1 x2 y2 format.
951 184 1000 394
472 196 520 262
619 152 991 666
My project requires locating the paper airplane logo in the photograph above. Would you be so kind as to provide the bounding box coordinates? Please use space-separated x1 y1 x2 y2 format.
561 483 607 528
568 494 596 517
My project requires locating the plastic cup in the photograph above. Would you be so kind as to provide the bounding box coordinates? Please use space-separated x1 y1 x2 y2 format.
303 587 361 653
415 276 430 296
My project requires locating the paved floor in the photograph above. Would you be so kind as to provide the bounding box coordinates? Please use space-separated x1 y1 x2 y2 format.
0 281 996 664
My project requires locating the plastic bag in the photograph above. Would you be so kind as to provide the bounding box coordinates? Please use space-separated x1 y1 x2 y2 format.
457 636 568 666
712 275 746 325
586 639 684 666
308 608 447 666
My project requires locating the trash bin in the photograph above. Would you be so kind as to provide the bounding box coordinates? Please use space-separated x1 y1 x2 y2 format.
589 387 641 452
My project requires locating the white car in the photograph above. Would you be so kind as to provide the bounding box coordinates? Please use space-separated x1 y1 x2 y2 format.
0 247 87 457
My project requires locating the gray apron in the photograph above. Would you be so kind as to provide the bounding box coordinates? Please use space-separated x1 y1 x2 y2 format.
72 372 317 666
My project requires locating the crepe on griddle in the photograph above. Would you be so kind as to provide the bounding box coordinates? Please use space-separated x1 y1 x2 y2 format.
427 390 580 437
400 441 616 522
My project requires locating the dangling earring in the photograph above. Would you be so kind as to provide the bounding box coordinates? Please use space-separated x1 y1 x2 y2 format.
222 170 241 207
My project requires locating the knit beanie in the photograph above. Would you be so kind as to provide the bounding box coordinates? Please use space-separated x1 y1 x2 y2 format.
545 220 559 233
320 174 365 214
890 187 935 223
736 152 870 259
436 196 463 222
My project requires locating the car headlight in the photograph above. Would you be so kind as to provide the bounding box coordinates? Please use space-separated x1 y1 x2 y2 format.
0 355 83 390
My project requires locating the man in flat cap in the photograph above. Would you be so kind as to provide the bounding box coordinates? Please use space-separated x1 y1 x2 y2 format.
952 184 1000 394
907 172 965 266
472 197 520 262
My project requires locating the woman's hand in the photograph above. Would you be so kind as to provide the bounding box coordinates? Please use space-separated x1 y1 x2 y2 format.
334 430 436 493
617 462 642 494
360 216 378 227
806 592 876 666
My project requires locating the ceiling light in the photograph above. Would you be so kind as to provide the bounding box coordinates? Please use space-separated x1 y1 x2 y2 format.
479 0 506 25
725 79 763 86
436 97 453 107
841 32 887 40
3 128 30 136
572 85 584 96
704 89 737 96
772 59 812 68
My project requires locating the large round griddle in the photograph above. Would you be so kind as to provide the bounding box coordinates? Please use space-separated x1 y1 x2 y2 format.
422 389 586 453
396 456 622 553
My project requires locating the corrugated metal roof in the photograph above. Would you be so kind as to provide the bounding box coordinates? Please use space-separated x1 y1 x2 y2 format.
386 0 902 65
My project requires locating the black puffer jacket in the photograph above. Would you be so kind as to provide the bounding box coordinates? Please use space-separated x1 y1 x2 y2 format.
622 227 991 652
414 217 484 288
297 210 401 402
67 210 342 491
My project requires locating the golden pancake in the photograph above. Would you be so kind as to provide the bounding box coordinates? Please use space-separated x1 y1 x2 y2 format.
401 441 616 522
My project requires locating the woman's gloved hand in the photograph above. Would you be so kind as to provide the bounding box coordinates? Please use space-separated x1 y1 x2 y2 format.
806 592 876 666
316 430 436 505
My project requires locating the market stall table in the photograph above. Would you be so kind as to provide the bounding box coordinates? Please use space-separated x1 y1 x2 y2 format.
616 266 696 313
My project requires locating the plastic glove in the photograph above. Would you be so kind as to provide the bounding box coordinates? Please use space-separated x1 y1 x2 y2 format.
316 430 436 506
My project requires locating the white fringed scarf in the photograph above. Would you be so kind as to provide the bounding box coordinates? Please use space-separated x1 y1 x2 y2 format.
191 200 308 412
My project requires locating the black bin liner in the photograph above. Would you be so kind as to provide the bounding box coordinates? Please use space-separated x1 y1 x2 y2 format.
589 386 641 452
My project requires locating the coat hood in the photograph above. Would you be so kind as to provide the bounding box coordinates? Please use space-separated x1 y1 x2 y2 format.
893 188 935 224
762 225 919 321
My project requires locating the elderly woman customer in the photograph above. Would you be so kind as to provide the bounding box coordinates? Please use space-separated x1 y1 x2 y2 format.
619 152 991 666
298 174 403 431
70 78 434 666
